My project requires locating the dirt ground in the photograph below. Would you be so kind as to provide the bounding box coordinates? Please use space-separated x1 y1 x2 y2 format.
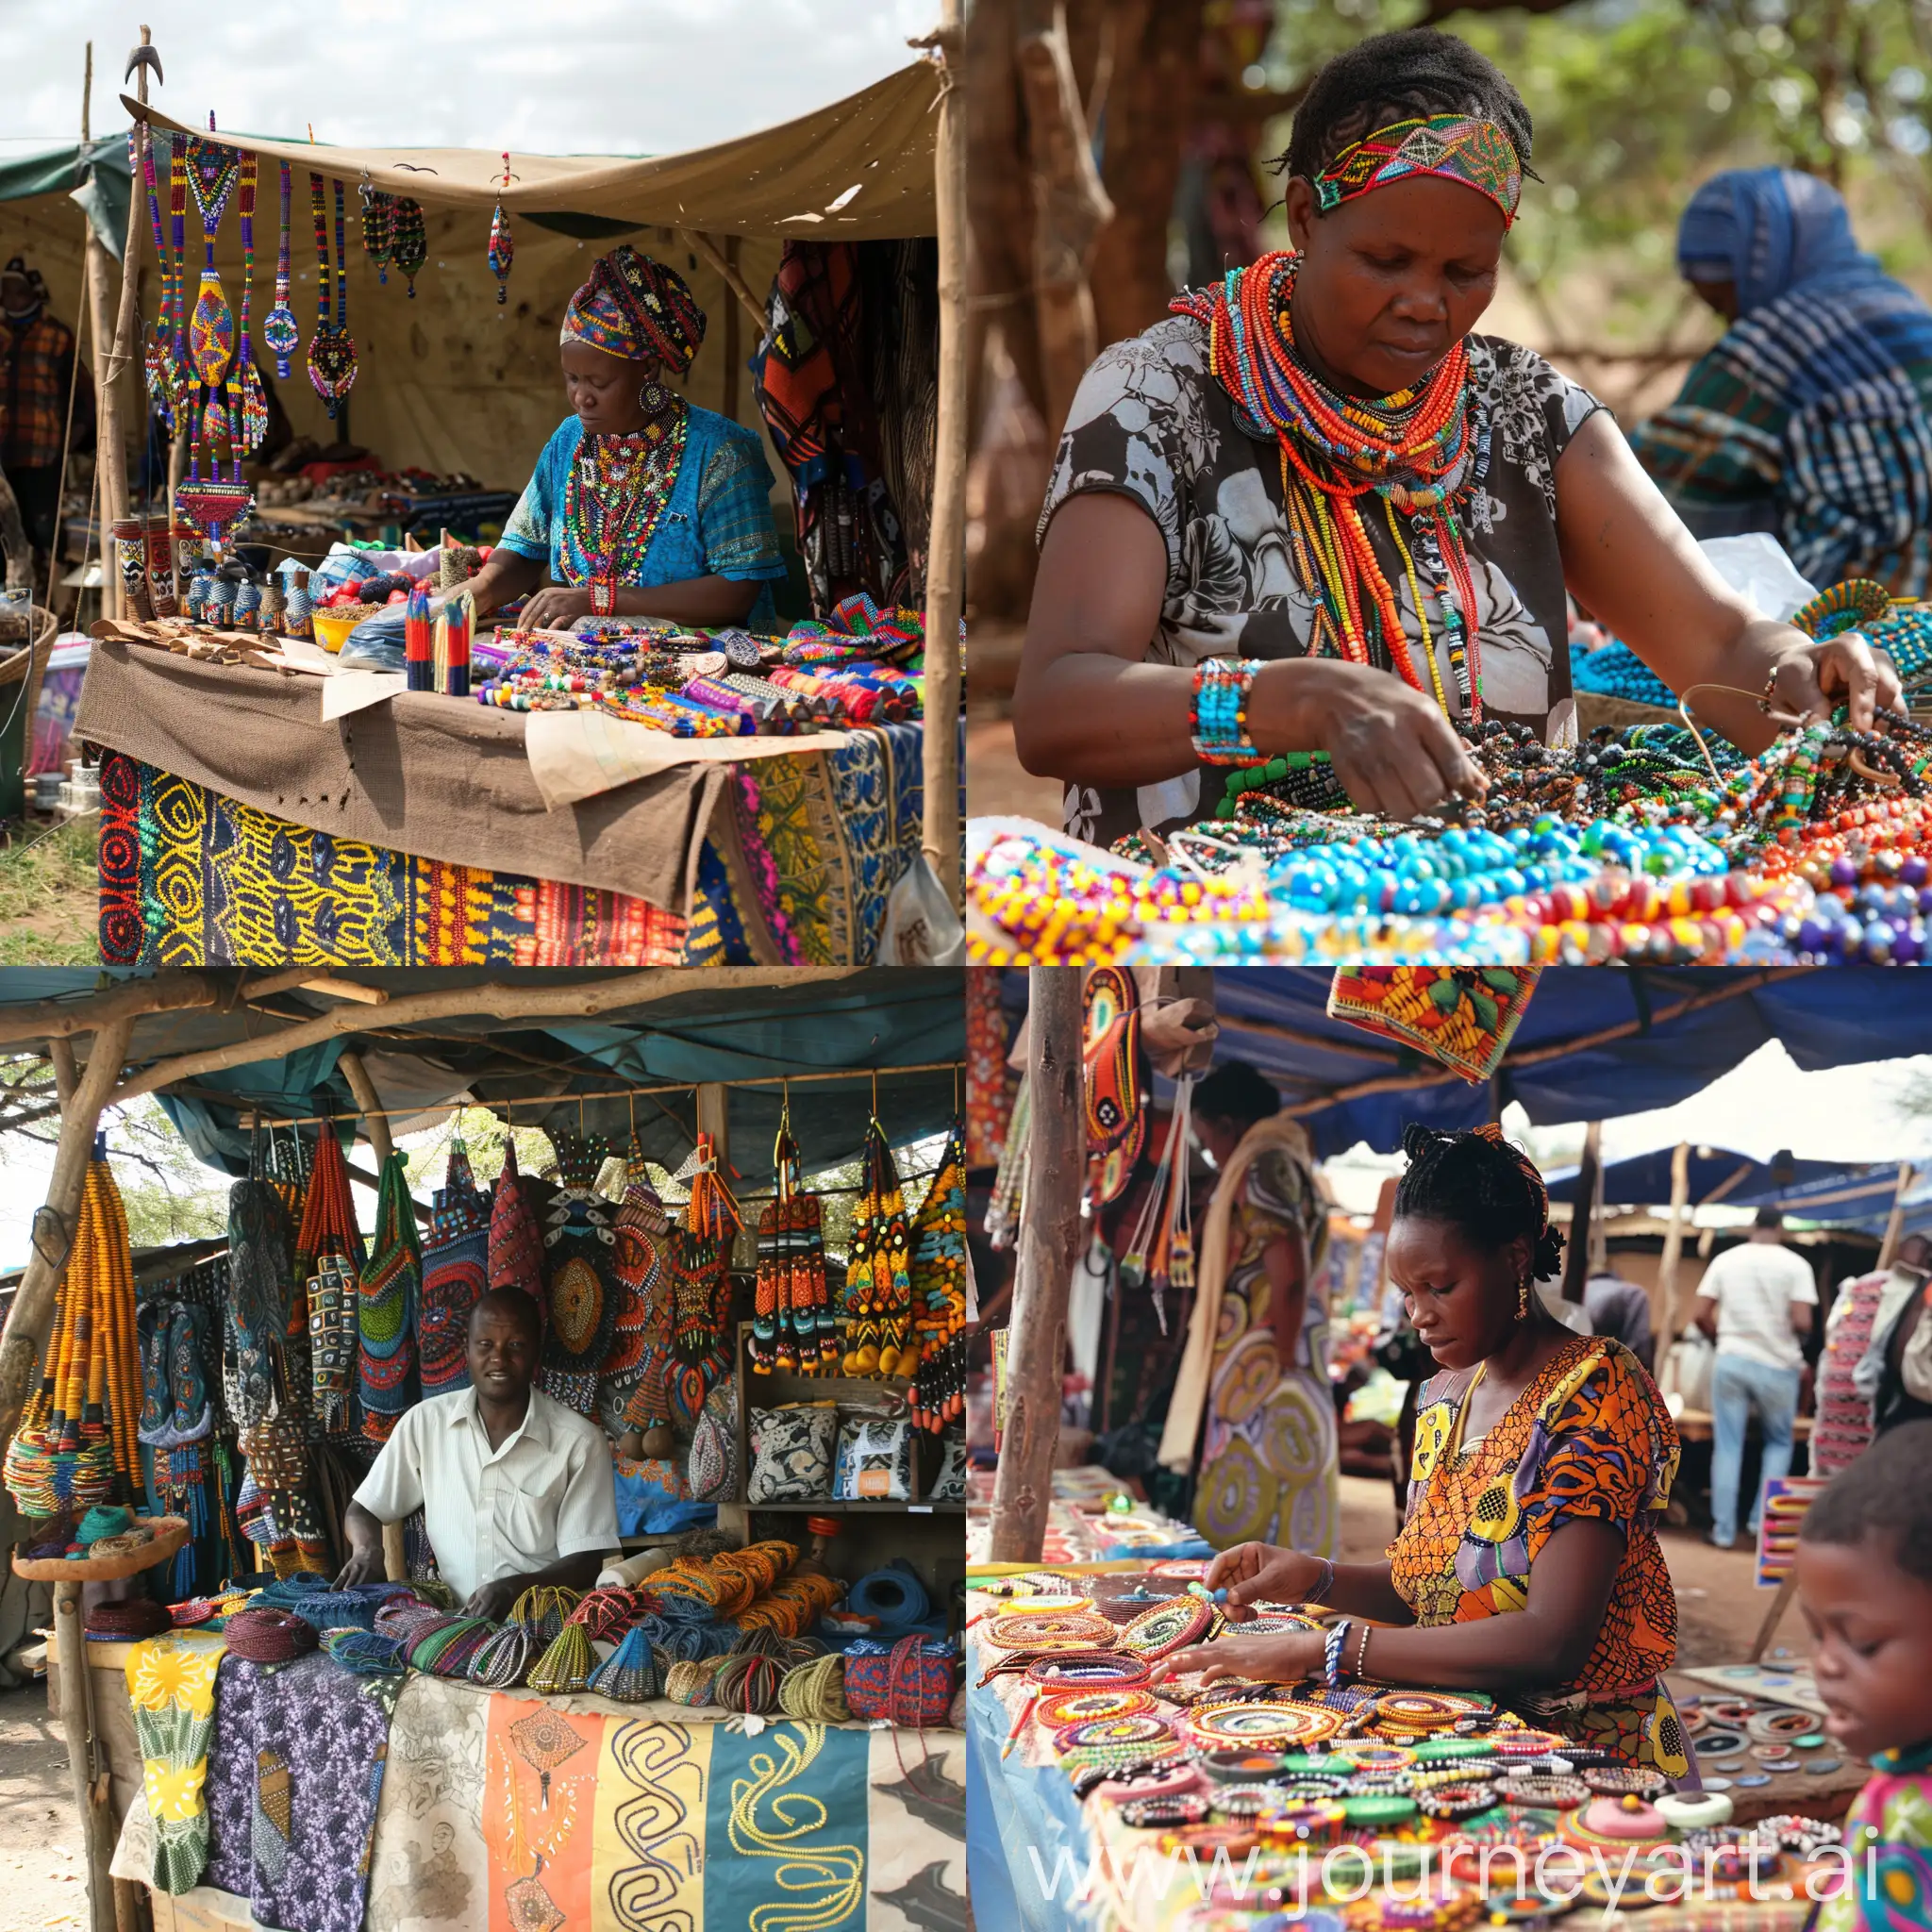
0 1680 85 1930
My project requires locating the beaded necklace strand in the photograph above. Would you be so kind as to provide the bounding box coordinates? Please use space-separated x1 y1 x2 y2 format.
263 159 298 378
231 155 265 460
1175 252 1485 723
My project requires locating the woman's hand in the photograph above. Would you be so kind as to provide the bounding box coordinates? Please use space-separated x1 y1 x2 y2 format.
1257 658 1485 821
332 1540 384 1591
1206 1541 1324 1620
1152 1628 1324 1688
519 585 594 633
1770 631 1901 731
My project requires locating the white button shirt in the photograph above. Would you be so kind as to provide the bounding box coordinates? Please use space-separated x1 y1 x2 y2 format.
352 1387 619 1601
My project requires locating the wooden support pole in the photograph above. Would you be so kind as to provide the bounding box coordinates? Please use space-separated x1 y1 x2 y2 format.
1560 1121 1601 1305
53 1582 115 1932
678 228 766 336
1877 1161 1916 1272
0 1018 134 1452
1657 1141 1691 1342
989 966 1084 1562
336 1049 394 1165
696 1082 730 1181
923 0 966 907
80 42 128 621
108 32 153 572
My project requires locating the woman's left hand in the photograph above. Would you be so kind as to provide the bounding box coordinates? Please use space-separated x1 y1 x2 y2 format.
519 585 595 633
1151 1628 1324 1689
1771 632 1901 730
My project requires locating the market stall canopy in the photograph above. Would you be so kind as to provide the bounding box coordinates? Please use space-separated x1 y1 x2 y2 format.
0 967 961 1182
0 135 129 257
125 60 942 239
1543 1145 1895 1215
997 967 1932 1158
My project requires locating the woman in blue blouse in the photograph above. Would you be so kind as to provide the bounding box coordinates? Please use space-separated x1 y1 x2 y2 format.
456 245 786 631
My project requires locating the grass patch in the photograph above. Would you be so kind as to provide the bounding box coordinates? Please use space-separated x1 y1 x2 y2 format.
0 814 101 964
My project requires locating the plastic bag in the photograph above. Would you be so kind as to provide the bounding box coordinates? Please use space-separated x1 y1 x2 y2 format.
874 856 964 966
1698 534 1817 624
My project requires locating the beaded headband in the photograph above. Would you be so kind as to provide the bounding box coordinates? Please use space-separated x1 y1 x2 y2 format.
1313 113 1523 226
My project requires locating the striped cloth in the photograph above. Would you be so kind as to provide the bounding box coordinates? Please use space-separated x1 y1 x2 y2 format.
1 310 79 470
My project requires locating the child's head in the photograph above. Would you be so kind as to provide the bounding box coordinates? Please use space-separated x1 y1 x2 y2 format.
1796 1422 1932 1760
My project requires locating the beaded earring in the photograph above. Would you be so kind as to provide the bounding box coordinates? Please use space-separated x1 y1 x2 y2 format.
488 153 513 305
262 160 299 378
391 197 427 298
359 184 394 283
1516 1274 1530 1321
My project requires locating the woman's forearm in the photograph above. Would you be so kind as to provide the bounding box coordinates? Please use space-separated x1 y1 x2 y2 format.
446 549 544 616
1351 1609 1591 1692
617 574 760 626
1012 652 1201 784
1630 610 1798 757
1321 1561 1413 1624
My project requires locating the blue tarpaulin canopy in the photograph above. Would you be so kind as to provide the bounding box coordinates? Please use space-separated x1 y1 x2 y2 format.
1200 967 1932 1156
0 969 962 1183
1544 1147 1895 1213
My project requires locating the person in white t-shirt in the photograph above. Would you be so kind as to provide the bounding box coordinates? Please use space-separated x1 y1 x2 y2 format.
1695 1208 1818 1548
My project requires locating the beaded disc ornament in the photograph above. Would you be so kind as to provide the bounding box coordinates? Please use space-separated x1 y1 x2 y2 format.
1035 1689 1158 1730
1024 1652 1151 1690
262 161 299 376
984 1610 1116 1652
1055 1715 1175 1755
1374 1691 1488 1735
1183 1700 1341 1750
1116 1595 1218 1660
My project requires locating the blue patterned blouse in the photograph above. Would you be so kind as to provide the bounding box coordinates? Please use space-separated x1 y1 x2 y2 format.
496 404 788 629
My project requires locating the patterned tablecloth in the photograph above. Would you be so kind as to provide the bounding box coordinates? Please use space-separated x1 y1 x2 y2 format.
98 719 927 966
111 1658 966 1932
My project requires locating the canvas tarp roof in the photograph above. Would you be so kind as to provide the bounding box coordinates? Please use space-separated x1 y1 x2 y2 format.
0 63 939 505
125 60 942 240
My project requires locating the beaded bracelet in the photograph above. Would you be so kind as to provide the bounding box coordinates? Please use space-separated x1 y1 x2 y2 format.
1413 1778 1499 1821
1324 1618 1351 1687
1191 657 1264 766
1307 1557 1336 1605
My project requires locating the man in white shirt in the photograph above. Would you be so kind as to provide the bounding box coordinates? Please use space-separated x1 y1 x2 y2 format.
1695 1208 1818 1549
335 1287 618 1617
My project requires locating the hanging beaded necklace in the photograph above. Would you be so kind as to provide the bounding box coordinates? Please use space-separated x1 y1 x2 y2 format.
306 174 358 417
558 407 690 615
262 160 299 378
360 184 394 283
488 152 513 304
391 196 427 298
230 156 266 455
1173 250 1486 723
137 128 188 426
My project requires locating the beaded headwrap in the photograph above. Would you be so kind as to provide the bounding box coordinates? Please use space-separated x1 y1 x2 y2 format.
560 245 707 372
1313 114 1523 226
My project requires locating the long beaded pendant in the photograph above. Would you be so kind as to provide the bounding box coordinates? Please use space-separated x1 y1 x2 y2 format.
261 160 299 379
184 128 239 395
136 126 187 427
391 197 427 298
306 174 358 418
229 156 267 455
488 152 513 305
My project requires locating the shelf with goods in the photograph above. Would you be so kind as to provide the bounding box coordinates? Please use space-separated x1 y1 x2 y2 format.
720 1320 964 1616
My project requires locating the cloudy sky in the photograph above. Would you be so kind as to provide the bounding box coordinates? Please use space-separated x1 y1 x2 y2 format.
0 1 937 157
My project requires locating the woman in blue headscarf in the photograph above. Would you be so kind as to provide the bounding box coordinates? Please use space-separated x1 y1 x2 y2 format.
1632 167 1932 594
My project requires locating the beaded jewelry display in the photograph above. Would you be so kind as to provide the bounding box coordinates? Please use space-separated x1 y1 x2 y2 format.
262 160 299 378
537 1130 620 1414
1054 1715 1175 1755
489 153 513 303
908 1121 968 1426
229 156 267 455
1119 1792 1211 1829
1191 658 1264 766
391 197 427 297
137 127 190 425
1035 1689 1158 1729
1024 1652 1151 1690
306 174 358 418
1116 1594 1218 1660
1580 1764 1669 1798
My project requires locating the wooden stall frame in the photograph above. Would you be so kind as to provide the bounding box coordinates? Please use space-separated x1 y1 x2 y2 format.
0 965 963 1922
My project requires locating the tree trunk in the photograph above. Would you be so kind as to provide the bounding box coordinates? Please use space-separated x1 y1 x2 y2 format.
1090 0 1203 351
988 966 1085 1562
1017 2 1114 434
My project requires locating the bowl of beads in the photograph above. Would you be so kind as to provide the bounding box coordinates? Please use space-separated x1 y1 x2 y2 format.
312 605 387 653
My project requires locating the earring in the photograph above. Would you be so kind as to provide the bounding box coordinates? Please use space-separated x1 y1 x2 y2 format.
1516 1275 1531 1320
638 377 670 418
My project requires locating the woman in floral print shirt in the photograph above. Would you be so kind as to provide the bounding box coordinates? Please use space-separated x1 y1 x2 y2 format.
1014 29 1894 849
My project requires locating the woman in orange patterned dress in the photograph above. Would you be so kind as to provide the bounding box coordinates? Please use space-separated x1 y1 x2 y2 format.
1158 1124 1691 1778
